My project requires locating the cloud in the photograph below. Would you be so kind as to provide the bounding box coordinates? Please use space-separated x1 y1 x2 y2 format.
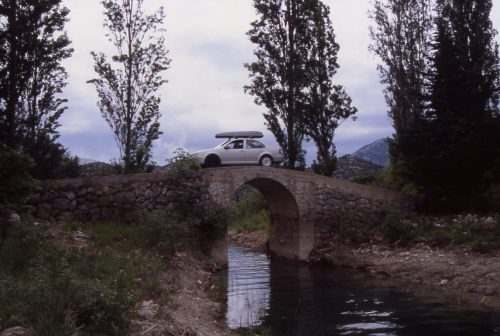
57 0 500 165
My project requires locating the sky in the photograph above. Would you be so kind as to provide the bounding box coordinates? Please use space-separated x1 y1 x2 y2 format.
58 0 500 164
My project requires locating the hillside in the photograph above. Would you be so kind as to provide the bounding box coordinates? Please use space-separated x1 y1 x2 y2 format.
333 154 384 181
352 138 389 166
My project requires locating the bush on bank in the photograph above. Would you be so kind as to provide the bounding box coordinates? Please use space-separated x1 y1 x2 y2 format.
343 211 500 252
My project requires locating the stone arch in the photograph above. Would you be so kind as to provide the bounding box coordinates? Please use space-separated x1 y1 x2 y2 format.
200 167 316 263
242 177 299 222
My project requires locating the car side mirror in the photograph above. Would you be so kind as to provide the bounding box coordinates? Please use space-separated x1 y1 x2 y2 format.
224 145 230 149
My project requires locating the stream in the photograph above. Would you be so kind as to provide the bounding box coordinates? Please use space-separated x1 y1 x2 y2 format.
225 244 500 335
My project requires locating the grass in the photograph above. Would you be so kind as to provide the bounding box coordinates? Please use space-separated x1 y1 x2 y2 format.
228 189 270 232
0 211 188 335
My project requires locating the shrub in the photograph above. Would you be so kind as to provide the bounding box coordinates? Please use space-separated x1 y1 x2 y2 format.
133 210 187 255
165 148 201 179
228 189 270 232
0 145 37 239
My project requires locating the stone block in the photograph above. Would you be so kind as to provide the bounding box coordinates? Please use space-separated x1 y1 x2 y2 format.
315 205 324 214
98 196 110 207
52 198 70 211
145 189 154 199
67 191 77 201
41 191 53 202
77 189 87 197
132 188 145 197
156 195 169 205
27 193 41 205
68 199 78 212
115 191 136 204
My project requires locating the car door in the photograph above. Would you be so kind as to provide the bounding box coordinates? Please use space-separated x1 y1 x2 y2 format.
220 140 245 164
245 139 265 163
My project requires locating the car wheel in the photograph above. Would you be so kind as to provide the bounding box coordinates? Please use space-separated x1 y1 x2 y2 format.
205 155 220 168
259 155 273 167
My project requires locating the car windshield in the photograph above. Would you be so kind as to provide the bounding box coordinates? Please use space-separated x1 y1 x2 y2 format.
217 140 231 147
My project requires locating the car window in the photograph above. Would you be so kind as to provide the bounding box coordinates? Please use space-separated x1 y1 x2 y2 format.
225 140 244 149
246 140 265 149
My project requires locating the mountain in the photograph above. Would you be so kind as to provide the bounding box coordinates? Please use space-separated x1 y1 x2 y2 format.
333 154 384 181
352 138 389 166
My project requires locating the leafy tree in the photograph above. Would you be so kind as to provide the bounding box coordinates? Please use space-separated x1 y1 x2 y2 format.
397 0 500 211
369 0 433 133
245 0 318 170
0 0 76 180
88 0 171 174
368 0 434 168
0 0 71 148
302 3 357 177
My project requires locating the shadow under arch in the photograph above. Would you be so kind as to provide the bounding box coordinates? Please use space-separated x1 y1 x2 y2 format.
243 177 299 221
237 177 310 261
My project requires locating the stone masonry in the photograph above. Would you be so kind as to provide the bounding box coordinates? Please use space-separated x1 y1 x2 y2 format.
314 185 414 242
25 173 209 224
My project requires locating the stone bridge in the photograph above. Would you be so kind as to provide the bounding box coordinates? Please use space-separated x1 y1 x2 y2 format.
199 167 416 262
29 167 416 265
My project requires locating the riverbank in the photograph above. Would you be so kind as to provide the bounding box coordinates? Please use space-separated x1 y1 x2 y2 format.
0 217 239 336
128 251 237 336
228 227 500 311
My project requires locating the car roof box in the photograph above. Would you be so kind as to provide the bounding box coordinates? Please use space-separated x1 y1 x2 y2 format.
215 131 264 139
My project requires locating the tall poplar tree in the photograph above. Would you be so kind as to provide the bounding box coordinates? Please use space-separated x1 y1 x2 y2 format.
244 0 315 170
0 0 71 149
303 2 357 176
368 0 434 167
88 0 170 173
400 0 500 210
0 0 75 180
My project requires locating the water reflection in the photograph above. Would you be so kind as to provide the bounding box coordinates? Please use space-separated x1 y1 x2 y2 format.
227 245 270 328
226 244 500 335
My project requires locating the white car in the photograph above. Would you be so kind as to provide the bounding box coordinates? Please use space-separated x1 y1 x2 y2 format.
193 131 283 168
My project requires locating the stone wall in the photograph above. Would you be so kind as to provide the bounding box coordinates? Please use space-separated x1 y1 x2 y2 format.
24 173 210 224
313 185 415 242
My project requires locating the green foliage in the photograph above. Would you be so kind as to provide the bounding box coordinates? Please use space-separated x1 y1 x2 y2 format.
165 148 201 179
88 0 171 172
21 134 80 180
231 209 271 232
109 143 156 175
368 0 433 135
379 211 415 244
350 174 378 186
0 219 172 334
228 189 270 232
351 163 416 195
244 0 313 169
371 0 500 212
301 3 357 177
0 146 37 239
133 210 187 255
0 0 72 148
369 212 500 251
